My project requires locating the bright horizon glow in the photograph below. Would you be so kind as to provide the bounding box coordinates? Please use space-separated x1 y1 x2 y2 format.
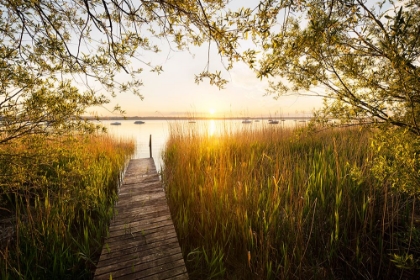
209 108 216 115
85 0 324 119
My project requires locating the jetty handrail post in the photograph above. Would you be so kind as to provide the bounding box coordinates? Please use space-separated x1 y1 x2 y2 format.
149 134 152 158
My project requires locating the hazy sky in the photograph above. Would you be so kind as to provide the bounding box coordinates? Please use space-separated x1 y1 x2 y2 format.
88 0 324 118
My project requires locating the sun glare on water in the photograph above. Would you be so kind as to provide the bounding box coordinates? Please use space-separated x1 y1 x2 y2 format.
209 108 216 115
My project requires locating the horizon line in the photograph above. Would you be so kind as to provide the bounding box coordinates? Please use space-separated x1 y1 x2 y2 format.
81 116 314 120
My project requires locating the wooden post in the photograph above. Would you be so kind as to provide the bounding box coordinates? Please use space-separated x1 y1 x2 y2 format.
149 134 152 158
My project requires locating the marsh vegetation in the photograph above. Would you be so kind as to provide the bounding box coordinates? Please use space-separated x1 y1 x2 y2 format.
0 134 134 279
163 122 419 279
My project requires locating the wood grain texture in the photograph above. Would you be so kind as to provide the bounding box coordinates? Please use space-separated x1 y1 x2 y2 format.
94 158 188 280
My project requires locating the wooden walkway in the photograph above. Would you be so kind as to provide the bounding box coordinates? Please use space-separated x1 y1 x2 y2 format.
94 158 188 280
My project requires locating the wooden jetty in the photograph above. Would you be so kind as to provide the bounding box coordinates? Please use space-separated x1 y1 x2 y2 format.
94 158 188 280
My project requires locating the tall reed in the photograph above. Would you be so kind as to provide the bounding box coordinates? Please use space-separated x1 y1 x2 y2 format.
163 122 418 279
0 133 134 279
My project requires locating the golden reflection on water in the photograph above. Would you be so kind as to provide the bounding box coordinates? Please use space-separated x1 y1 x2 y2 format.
208 119 216 137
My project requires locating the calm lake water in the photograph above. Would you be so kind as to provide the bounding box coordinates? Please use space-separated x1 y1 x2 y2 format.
101 119 308 171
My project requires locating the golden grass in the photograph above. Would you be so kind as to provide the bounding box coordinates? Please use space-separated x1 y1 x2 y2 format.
163 122 418 279
0 133 134 279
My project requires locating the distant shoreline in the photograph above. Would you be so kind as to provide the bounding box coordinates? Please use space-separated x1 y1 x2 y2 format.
82 116 314 121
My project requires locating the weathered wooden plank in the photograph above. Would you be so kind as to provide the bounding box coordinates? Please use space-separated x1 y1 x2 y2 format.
94 158 188 280
100 226 180 250
99 229 180 256
114 201 168 214
107 220 174 238
118 263 188 280
95 239 181 268
108 214 172 232
110 206 170 226
118 182 161 193
103 224 178 246
115 192 166 206
95 249 185 278
105 256 187 280
96 237 180 263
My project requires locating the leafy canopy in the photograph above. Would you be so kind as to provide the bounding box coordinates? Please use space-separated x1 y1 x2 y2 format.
0 0 240 143
3 0 419 138
234 0 420 135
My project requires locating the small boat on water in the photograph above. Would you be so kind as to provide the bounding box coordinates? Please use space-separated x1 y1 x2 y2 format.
110 122 121 125
269 120 279 124
188 121 196 123
134 120 145 124
242 119 252 124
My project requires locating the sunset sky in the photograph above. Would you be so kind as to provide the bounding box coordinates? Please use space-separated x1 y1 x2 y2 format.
87 0 325 118
91 49 324 118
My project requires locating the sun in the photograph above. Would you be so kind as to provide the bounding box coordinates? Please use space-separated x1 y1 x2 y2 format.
209 108 216 115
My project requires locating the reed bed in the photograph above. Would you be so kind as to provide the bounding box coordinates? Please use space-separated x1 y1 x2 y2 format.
0 133 135 279
163 122 418 279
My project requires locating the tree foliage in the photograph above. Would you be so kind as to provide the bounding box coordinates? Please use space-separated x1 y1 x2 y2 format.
235 0 420 134
0 0 239 143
